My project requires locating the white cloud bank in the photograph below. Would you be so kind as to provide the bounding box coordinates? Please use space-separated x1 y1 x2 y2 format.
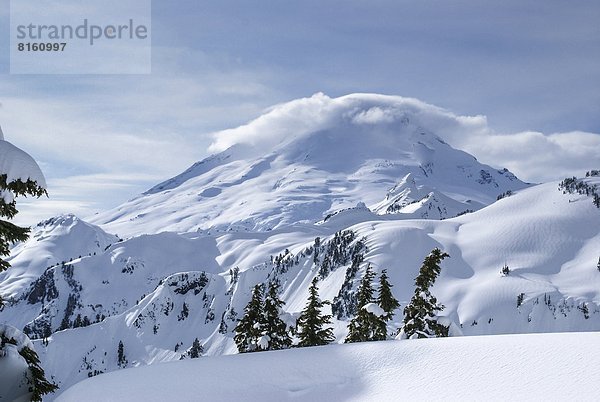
208 93 600 183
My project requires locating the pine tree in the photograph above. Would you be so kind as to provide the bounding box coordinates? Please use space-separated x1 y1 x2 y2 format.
178 302 189 321
401 248 450 339
376 269 400 321
0 137 54 400
234 284 265 353
296 278 335 347
370 269 400 340
117 340 128 367
262 281 292 350
188 338 203 358
345 264 387 342
357 263 376 307
73 314 83 328
0 173 46 307
18 344 59 401
1 326 58 401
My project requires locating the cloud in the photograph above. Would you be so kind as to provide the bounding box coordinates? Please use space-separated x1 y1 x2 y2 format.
207 92 336 153
208 93 600 183
13 173 161 226
459 130 600 183
0 51 280 178
0 42 285 224
0 97 195 175
207 92 460 153
351 106 397 125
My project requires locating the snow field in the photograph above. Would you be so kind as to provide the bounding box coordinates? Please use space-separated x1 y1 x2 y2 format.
57 332 600 402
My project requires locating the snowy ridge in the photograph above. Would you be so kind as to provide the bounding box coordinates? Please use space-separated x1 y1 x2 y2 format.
143 145 240 195
1 228 221 340
0 214 118 307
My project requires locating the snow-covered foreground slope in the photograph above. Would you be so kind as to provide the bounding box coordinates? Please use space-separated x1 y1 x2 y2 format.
57 332 600 402
90 93 527 237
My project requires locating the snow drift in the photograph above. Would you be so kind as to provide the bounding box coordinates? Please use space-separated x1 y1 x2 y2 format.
57 332 600 402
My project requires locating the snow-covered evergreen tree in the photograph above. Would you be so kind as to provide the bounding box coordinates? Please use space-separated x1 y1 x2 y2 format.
0 324 58 402
401 248 450 339
0 135 55 401
1 139 47 306
345 264 387 342
296 278 335 347
262 281 292 350
234 284 265 353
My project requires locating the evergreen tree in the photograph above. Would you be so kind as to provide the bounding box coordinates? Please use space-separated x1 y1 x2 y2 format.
234 284 265 353
0 173 46 307
370 269 400 340
18 343 59 401
401 248 450 339
345 264 387 342
218 314 228 334
262 281 292 350
117 340 128 367
0 137 55 400
1 326 58 401
188 337 203 358
357 263 376 308
376 269 400 321
296 278 335 347
178 302 189 321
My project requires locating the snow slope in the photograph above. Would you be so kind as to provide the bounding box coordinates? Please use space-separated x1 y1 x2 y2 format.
1 176 598 398
0 215 117 304
90 94 527 237
57 332 600 402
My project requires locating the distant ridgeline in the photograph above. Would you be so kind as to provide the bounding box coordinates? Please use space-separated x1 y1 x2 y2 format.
558 170 600 209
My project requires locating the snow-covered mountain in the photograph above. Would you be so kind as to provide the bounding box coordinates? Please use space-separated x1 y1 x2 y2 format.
1 94 599 400
91 94 528 237
2 175 599 398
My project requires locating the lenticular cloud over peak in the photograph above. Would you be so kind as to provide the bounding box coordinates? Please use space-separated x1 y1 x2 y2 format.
206 93 489 155
207 93 600 183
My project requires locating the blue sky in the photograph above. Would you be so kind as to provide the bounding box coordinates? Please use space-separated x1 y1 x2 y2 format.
1 0 599 224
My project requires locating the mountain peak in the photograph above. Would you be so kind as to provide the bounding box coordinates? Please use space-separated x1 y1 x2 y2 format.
91 94 528 236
